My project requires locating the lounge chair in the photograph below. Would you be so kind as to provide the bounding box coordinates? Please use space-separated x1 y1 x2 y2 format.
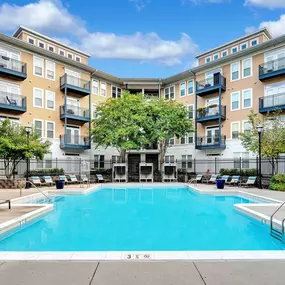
226 175 240 186
31 176 46 187
241 176 257 187
0 199 11 209
208 175 217 183
69 174 78 184
42 176 55 186
220 175 229 182
96 174 105 183
59 175 72 184
196 174 203 182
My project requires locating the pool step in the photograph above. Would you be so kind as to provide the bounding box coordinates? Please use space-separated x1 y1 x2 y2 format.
269 202 285 244
270 228 283 242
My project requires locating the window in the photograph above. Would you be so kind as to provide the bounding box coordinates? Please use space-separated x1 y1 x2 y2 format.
188 133 194 144
180 82 186 97
166 137 175 146
221 50 228 57
34 119 43 137
67 53 73 60
75 56 81 62
243 120 251 135
100 82 106 97
27 37 35 45
213 53 219 60
234 152 249 169
240 42 248 50
188 105 194 119
92 104 97 119
33 88 44 108
187 80 194 95
250 38 259 47
242 57 252 78
59 49 65 56
231 62 240 81
94 155 104 169
33 56 44 77
45 60 55 80
231 91 240 111
165 155 174 163
170 86 175 99
181 155 192 169
112 86 122 98
180 136 186 144
46 90 55 110
242 88 252 109
46 121 55 139
92 79 99 95
112 155 122 163
231 122 240 139
205 56 211 63
48 45 55 52
231 46 238 54
38 41 45 49
164 86 175 99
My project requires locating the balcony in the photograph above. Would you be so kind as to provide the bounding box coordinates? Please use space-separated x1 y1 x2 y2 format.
60 105 90 125
196 105 226 123
195 135 226 150
60 134 91 150
60 74 91 96
259 93 285 113
0 56 27 80
196 73 226 96
259 58 285 81
0 91 26 113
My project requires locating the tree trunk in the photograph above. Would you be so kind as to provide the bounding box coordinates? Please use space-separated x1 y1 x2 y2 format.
119 149 126 163
159 140 168 171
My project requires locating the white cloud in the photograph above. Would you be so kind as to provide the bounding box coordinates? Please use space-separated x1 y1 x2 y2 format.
129 0 151 11
0 0 198 66
245 0 285 9
182 0 228 4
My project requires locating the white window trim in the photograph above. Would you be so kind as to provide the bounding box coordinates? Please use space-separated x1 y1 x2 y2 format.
100 81 106 97
38 41 46 49
187 79 194 95
58 49 66 57
242 88 253 109
180 81 186 97
92 104 97 119
45 60 55 81
170 85 175 99
205 56 211 63
242 120 251 132
67 53 73 60
33 87 44 108
250 38 259 47
33 119 44 138
213 53 219 60
45 90 55 110
188 104 195 119
231 121 240 140
231 46 239 54
230 91 240 111
46 121 55 139
221 50 228 57
47 44 55 53
33 55 44 78
242 57 252 79
240 42 248 50
75 56 81 63
231 62 240 82
92 79 99 95
27 36 36 45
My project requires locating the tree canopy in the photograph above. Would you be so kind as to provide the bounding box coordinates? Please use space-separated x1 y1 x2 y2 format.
0 119 51 178
91 92 194 163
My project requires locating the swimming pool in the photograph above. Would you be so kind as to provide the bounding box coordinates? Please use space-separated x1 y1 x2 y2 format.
0 186 284 251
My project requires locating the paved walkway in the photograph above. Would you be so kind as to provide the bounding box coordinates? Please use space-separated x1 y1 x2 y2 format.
0 261 285 285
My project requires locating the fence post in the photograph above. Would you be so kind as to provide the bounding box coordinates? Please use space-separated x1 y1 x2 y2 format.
56 157 58 169
194 158 196 174
214 157 217 175
240 157 242 178
79 158 81 176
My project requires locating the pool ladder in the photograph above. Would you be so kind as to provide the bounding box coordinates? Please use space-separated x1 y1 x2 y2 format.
270 201 285 243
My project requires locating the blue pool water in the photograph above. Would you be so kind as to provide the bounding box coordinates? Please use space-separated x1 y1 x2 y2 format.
0 186 284 251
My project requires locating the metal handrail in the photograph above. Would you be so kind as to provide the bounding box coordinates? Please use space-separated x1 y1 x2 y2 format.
26 181 51 201
270 202 285 230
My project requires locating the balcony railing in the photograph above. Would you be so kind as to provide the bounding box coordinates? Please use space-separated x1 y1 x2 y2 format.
60 105 90 123
60 74 91 96
196 105 226 122
196 135 226 149
60 134 91 149
0 56 27 80
259 93 285 113
259 57 285 81
196 73 226 96
0 91 27 113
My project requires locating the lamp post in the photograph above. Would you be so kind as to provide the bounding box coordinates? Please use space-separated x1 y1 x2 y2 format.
257 123 263 189
25 126 32 189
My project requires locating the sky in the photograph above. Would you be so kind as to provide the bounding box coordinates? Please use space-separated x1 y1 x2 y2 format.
0 0 285 78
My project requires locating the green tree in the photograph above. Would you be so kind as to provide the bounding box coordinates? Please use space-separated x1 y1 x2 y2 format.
0 119 51 179
240 110 285 174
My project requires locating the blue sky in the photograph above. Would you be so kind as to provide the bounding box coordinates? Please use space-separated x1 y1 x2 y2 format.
0 0 285 77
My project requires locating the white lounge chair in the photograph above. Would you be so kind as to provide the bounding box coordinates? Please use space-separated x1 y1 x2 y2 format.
42 176 55 186
59 175 72 184
31 176 46 187
226 175 240 186
209 175 217 183
69 175 78 184
241 176 257 187
96 174 105 183
220 175 229 182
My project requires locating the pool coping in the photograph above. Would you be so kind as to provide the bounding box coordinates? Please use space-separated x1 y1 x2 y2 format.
0 183 285 261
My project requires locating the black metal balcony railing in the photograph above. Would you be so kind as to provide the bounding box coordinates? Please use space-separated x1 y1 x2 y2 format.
60 134 90 149
0 91 27 112
259 93 285 112
259 57 285 80
196 105 226 120
196 135 226 148
60 105 90 119
0 56 27 75
196 73 226 95
60 74 91 90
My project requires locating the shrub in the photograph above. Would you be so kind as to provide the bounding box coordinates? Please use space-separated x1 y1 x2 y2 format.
90 169 112 176
269 174 285 191
219 168 257 176
27 168 64 176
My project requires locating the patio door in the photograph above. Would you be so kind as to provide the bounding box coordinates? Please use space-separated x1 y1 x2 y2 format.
264 83 285 107
265 49 285 72
0 47 20 70
66 97 80 116
0 81 20 105
205 69 222 86
66 127 80 144
206 127 219 145
65 69 80 87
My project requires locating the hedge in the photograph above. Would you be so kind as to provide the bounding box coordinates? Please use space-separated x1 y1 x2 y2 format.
219 168 257 176
269 174 285 191
27 168 65 176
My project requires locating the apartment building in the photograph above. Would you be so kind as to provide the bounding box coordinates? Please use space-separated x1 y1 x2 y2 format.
0 26 285 173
